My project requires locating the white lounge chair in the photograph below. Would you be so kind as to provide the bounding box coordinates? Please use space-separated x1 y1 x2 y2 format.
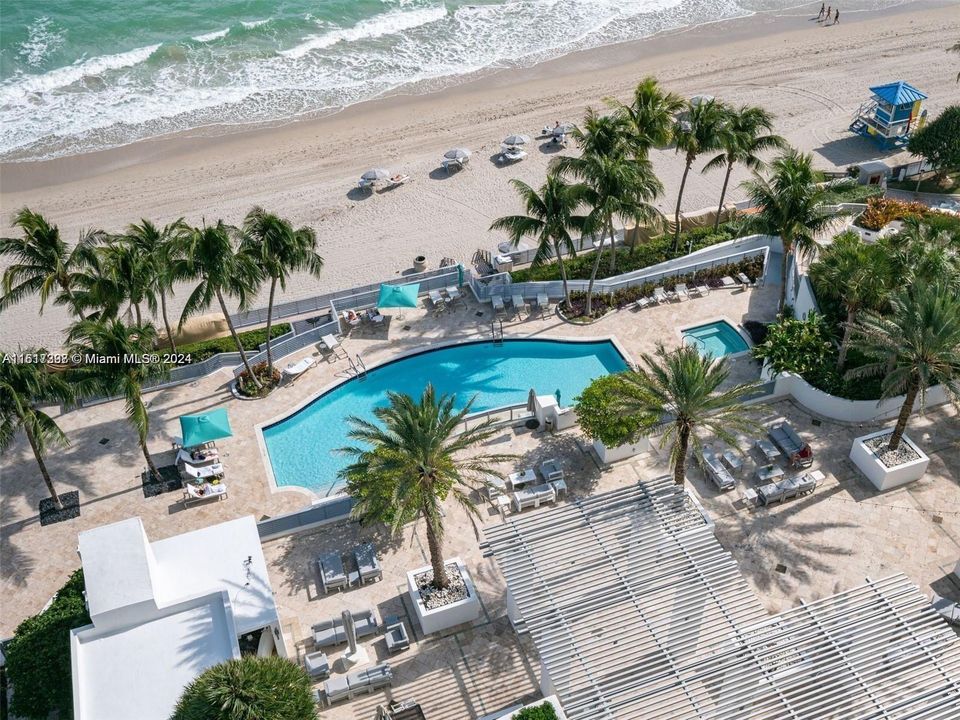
342 310 361 326
384 174 409 189
720 276 737 289
491 295 506 316
283 357 316 382
675 283 689 301
429 289 446 311
737 272 752 287
653 287 669 304
321 334 347 360
511 294 527 314
499 147 527 163
183 481 227 505
180 460 224 480
176 447 218 466
633 296 651 310
366 308 385 323
537 293 551 315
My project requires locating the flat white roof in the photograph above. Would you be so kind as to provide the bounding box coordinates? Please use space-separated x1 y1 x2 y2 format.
72 592 239 720
150 516 277 634
78 518 158 622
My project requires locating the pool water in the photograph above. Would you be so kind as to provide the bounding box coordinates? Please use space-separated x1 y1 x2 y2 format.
262 339 628 495
682 321 749 358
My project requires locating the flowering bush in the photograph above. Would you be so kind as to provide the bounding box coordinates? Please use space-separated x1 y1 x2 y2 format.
236 361 281 398
856 197 928 231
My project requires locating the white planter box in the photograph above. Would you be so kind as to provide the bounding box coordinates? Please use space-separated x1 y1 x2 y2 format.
479 695 567 720
593 438 650 464
407 556 481 635
849 430 929 491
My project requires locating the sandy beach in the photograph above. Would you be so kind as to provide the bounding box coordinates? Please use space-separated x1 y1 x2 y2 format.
2 1 959 350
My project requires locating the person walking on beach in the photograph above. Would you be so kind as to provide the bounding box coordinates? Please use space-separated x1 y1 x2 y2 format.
818 3 825 20
834 8 839 23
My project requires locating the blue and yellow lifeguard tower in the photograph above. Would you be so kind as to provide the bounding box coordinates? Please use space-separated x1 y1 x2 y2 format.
849 81 927 150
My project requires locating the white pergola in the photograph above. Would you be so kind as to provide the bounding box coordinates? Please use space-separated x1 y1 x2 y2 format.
482 478 960 720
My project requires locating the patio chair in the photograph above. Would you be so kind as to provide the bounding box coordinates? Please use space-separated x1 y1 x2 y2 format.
321 334 347 360
304 650 330 679
537 293 551 315
491 295 506 316
687 284 703 298
317 552 349 593
539 458 564 483
354 543 383 584
445 285 462 304
633 296 651 311
675 283 690 301
342 310 362 327
384 616 410 653
699 446 736 491
737 272 753 287
366 308 385 323
720 276 738 289
794 469 823 495
695 283 711 296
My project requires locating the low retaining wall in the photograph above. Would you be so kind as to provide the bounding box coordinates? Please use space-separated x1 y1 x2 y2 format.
766 370 948 424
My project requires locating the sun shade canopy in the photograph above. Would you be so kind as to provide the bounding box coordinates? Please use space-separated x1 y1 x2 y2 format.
179 408 233 447
377 283 420 309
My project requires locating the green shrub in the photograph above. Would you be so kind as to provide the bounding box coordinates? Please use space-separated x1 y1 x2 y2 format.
5 569 90 720
511 222 740 283
824 183 884 204
171 656 315 720
177 323 292 363
575 373 643 447
514 702 560 720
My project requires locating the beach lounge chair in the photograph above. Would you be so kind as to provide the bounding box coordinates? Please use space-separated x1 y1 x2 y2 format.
384 174 409 189
491 295 506 316
737 272 752 287
768 421 813 468
675 283 689 301
180 460 224 481
366 308 385 323
686 284 703 298
512 483 557 512
176 446 218 466
322 663 393 705
653 287 669 304
755 438 780 463
321 334 347 360
511 294 527 315
182 480 227 505
445 286 462 304
441 157 467 172
699 446 736 491
537 293 551 315
354 543 383 584
283 356 316 382
539 458 564 483
304 651 330 679
342 309 361 326
499 147 527 163
695 282 711 296
317 553 349 593
384 616 410 653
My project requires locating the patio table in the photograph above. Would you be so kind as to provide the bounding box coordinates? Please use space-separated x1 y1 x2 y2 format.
756 464 785 482
508 468 537 489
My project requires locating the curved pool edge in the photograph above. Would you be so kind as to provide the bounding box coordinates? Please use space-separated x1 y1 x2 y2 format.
255 333 635 500
676 315 753 359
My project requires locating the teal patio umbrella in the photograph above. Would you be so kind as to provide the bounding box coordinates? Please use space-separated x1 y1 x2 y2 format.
377 282 420 318
180 408 233 447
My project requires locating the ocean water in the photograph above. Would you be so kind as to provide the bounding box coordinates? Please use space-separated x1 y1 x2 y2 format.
262 338 628 495
1 0 908 161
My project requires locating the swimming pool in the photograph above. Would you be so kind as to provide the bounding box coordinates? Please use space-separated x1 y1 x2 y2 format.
682 320 749 358
262 339 629 495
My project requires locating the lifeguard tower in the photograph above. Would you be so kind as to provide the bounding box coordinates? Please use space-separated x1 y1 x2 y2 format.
850 81 927 150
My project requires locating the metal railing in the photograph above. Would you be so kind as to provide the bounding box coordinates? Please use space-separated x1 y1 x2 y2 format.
236 319 340 376
461 402 533 432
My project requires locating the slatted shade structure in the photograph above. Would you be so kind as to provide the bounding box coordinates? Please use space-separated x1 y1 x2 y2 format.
482 479 960 720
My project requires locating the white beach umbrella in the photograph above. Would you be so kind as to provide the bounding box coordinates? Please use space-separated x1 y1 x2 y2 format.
502 134 531 147
361 168 391 182
689 94 715 107
552 123 575 137
444 147 472 161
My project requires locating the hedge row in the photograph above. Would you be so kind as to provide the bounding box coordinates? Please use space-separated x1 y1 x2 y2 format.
176 323 292 363
510 223 742 283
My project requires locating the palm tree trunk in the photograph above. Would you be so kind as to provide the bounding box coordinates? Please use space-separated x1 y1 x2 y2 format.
140 431 161 481
673 425 689 486
837 306 856 370
265 276 278 376
134 303 142 326
216 289 262 389
23 422 62 510
555 241 571 307
714 161 734 230
584 233 607 316
424 517 449 590
779 245 792 312
673 156 693 250
160 291 177 353
888 379 919 451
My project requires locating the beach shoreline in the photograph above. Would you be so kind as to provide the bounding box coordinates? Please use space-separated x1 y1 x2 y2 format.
1 0 958 350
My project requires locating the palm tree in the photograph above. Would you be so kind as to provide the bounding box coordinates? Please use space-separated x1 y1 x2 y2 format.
67 319 168 480
881 218 960 290
124 219 189 353
552 110 663 313
671 99 730 248
338 385 514 589
0 353 74 509
608 76 685 158
490 176 586 306
845 282 960 452
171 656 315 720
615 344 760 486
702 105 785 229
178 222 265 388
809 232 892 369
0 208 104 315
742 148 834 310
240 208 322 375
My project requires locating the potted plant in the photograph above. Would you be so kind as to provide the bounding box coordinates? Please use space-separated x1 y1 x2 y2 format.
574 374 650 463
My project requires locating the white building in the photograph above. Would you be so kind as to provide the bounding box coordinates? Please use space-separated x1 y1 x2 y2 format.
70 515 286 720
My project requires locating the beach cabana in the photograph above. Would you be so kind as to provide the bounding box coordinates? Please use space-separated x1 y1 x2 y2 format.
849 80 927 150
179 408 233 448
377 282 420 318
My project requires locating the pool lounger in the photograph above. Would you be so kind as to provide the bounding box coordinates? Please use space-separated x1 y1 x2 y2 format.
317 553 349 593
653 287 670 303
321 334 347 360
674 283 689 301
354 543 383 583
491 295 506 315
537 294 551 314
511 294 527 313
